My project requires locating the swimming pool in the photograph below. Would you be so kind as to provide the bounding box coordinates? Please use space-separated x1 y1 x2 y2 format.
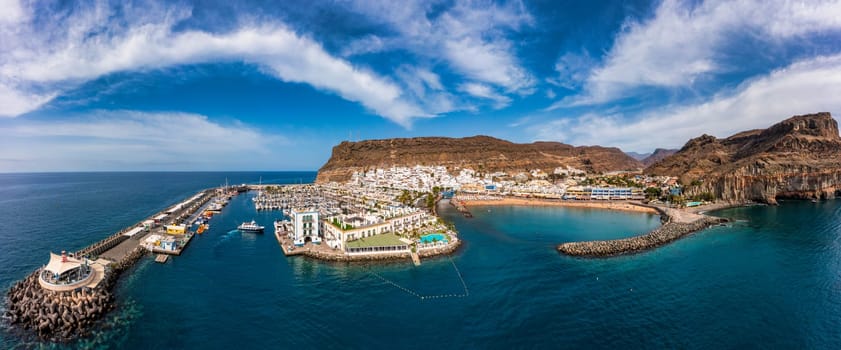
419 233 447 244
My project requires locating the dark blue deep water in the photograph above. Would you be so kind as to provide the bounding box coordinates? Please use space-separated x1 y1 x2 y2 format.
2 172 841 349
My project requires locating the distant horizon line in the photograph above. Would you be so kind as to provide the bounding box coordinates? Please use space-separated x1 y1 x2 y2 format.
0 170 319 174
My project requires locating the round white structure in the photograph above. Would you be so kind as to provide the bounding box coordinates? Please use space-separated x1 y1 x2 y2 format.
38 252 95 292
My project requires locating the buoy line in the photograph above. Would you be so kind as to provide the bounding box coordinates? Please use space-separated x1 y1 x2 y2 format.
366 256 469 300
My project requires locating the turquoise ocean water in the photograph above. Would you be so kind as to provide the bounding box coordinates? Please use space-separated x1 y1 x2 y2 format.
1 172 840 348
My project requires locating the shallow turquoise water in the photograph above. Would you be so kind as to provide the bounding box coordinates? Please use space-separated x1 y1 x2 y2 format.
2 173 841 349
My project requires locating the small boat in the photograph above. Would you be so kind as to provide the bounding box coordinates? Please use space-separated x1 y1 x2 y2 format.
238 220 265 233
812 198 818 203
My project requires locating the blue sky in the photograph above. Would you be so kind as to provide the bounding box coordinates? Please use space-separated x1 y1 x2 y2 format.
1 0 841 171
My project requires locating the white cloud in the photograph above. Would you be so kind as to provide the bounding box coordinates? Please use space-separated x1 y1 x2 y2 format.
534 53 841 152
394 65 464 114
340 34 386 57
459 82 512 109
0 82 55 117
0 3 430 126
507 115 532 128
548 51 596 90
342 0 534 96
0 110 288 171
552 0 841 108
0 0 26 24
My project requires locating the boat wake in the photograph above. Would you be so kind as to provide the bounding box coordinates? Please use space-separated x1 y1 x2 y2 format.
214 229 241 248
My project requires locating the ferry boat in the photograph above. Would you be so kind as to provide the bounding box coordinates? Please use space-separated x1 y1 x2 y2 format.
237 220 264 233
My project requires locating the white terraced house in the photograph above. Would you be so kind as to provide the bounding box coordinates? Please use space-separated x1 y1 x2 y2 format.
322 208 436 251
290 208 320 246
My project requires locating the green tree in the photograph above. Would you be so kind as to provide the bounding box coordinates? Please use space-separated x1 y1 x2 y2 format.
644 187 662 200
396 190 413 205
669 194 686 207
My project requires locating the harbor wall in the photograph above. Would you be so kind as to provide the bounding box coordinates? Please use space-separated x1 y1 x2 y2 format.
4 188 213 342
292 239 462 262
557 216 726 257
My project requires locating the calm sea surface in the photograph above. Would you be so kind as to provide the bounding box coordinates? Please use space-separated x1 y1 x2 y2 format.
1 172 840 349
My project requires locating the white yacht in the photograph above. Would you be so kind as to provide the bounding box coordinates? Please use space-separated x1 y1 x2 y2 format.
237 220 264 233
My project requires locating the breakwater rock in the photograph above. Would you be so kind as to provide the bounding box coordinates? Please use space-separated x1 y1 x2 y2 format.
3 272 113 342
3 247 147 342
418 240 461 258
557 217 726 257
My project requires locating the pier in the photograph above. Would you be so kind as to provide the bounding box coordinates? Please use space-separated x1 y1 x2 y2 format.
3 187 229 342
450 199 473 218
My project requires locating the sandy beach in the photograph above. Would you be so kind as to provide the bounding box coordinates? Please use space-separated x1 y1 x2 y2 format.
460 197 659 214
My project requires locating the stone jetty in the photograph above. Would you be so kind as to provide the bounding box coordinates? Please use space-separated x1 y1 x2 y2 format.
3 188 212 342
557 204 728 257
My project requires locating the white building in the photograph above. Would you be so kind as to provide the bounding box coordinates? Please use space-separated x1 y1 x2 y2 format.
321 207 435 251
290 208 321 246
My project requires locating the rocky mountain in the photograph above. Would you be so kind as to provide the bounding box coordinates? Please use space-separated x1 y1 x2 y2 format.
645 112 841 204
641 148 678 167
625 151 651 161
316 135 643 183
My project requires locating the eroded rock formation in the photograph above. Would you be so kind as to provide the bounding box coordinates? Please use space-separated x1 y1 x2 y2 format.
645 112 841 204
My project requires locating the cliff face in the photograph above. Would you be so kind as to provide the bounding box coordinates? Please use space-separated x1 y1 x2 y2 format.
645 112 841 204
317 135 643 183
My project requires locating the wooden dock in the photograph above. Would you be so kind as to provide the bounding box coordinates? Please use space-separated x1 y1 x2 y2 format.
411 251 421 266
154 254 169 263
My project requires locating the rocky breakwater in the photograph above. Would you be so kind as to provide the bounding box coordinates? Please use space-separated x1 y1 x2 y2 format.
3 247 147 342
557 207 727 257
3 273 112 341
418 239 462 258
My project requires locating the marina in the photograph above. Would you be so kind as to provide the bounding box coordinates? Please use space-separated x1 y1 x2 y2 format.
2 177 463 342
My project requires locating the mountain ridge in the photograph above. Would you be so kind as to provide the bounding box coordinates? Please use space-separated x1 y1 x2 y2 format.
316 135 643 183
645 112 841 203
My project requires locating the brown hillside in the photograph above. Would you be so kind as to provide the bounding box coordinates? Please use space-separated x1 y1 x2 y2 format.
317 135 642 183
645 112 841 203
